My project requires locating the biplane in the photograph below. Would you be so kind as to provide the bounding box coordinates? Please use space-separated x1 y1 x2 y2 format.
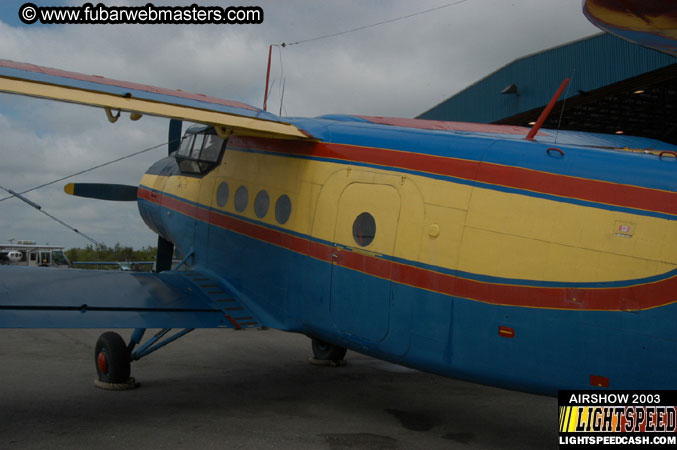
0 3 676 394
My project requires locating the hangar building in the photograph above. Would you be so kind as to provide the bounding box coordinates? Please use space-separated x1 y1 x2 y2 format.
418 33 677 144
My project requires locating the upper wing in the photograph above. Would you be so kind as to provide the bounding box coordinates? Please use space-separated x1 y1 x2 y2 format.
0 59 311 140
583 0 677 56
0 266 264 329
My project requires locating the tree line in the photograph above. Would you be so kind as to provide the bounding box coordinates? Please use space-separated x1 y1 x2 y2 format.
65 243 156 263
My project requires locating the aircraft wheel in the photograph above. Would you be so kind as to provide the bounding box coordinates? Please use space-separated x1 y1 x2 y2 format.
95 331 131 384
311 338 347 361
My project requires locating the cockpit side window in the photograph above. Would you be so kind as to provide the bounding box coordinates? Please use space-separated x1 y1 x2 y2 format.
190 134 206 159
177 135 194 158
175 126 227 176
200 134 223 163
179 159 201 174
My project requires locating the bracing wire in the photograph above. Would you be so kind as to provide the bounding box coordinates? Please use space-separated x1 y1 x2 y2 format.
278 44 285 86
266 78 277 105
0 135 181 246
279 78 286 116
0 137 178 203
555 69 576 144
280 0 472 47
278 45 285 115
268 0 473 114
0 183 103 247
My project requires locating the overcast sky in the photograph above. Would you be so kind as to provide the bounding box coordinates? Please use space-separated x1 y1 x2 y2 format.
0 0 600 250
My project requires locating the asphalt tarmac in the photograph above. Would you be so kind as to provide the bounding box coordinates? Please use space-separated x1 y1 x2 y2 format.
0 329 557 449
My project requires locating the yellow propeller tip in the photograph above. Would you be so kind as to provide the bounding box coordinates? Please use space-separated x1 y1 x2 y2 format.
64 183 75 195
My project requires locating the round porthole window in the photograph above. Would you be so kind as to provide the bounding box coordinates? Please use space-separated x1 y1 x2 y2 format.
254 190 270 218
216 182 229 207
275 194 292 224
352 212 376 247
234 185 248 212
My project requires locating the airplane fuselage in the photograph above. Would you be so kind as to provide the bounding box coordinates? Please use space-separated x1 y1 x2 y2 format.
137 117 677 394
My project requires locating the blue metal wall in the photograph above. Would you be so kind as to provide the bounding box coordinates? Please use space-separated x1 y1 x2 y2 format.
418 33 676 123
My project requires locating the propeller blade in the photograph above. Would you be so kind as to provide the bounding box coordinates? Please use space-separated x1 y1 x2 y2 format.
168 119 183 155
155 235 174 272
152 120 181 272
64 183 138 201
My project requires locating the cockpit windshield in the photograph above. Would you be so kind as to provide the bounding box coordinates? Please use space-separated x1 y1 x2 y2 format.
175 125 227 175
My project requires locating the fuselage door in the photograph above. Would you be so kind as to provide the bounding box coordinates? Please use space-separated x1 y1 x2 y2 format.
330 183 400 342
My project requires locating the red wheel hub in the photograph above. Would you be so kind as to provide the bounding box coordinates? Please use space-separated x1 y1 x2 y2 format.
97 351 108 374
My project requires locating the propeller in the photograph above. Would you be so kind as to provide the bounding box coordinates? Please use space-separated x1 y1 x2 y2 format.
64 183 138 201
64 119 183 272
155 119 182 272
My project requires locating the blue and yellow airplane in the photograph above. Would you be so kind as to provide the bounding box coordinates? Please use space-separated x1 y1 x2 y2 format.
0 48 677 394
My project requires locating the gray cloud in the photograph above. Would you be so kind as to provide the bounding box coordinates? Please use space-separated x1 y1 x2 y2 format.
0 0 599 249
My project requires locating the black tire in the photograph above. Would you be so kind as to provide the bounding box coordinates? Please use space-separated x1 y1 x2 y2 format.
95 331 131 383
311 338 347 361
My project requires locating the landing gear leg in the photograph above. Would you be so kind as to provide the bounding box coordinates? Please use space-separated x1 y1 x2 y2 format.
93 328 195 390
94 331 136 390
309 338 347 367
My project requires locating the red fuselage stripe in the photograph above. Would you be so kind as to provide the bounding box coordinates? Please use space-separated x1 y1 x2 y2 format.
229 136 677 216
138 187 677 311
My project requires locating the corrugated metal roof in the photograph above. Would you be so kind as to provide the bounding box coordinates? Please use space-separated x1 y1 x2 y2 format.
418 33 676 123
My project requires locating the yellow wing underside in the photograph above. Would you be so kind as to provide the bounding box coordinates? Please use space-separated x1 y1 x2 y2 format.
0 76 309 140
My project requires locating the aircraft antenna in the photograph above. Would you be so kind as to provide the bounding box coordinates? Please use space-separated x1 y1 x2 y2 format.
278 46 285 89
643 117 677 152
277 45 286 116
0 184 102 247
280 0 472 47
554 70 576 144
658 123 677 146
267 79 276 105
263 44 273 111
526 78 570 141
265 0 473 111
279 78 286 116
263 44 286 113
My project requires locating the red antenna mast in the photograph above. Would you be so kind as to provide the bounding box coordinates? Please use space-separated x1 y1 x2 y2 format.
526 78 570 140
263 45 273 112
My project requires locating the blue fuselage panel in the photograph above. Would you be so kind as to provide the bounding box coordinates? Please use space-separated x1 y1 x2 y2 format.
141 195 677 394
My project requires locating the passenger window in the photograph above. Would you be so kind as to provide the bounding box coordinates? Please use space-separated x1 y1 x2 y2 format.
216 182 229 207
275 195 292 224
235 186 248 212
352 212 376 247
254 190 270 218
